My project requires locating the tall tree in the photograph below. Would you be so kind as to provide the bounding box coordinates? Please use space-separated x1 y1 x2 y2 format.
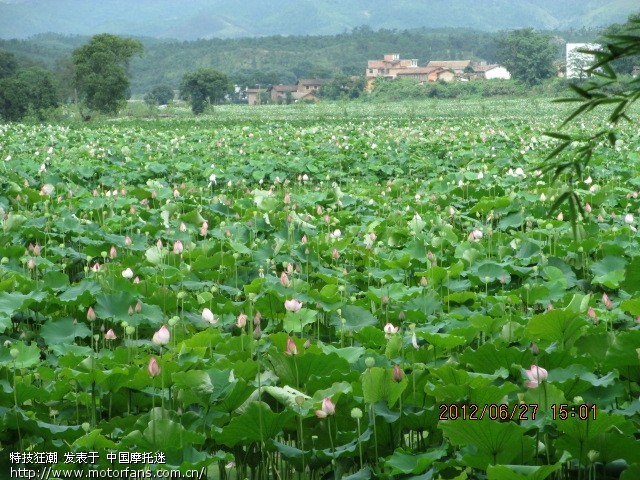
144 84 175 106
0 67 58 122
496 29 557 85
0 50 18 80
180 68 233 114
72 34 143 116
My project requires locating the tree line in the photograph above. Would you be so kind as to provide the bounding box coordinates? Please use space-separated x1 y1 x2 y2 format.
0 16 637 121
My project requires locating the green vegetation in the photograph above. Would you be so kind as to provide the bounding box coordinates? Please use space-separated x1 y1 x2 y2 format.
0 97 639 479
545 14 640 236
496 29 558 85
144 84 175 106
0 26 601 95
72 34 143 116
179 68 233 114
0 51 58 122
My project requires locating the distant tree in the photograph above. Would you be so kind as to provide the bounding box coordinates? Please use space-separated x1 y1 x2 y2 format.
180 68 233 114
496 29 557 85
0 50 18 80
0 67 58 122
72 34 143 116
144 84 175 106
0 77 29 121
16 67 59 120
54 56 76 103
320 74 366 100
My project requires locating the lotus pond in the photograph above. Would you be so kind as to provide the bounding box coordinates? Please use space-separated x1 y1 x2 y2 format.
0 99 639 479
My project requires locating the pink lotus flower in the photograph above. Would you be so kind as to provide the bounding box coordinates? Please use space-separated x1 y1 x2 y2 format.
332 248 340 259
91 262 101 272
109 246 117 259
179 222 187 232
27 258 36 270
285 337 297 355
104 329 117 340
87 306 96 322
587 306 598 324
393 364 403 382
152 325 170 346
200 222 208 236
525 365 548 388
148 357 161 377
135 301 142 314
236 312 247 328
585 203 592 213
280 272 290 287
284 299 303 312
124 236 132 246
602 293 613 310
411 332 419 349
301 235 308 244
384 323 399 336
173 240 184 254
315 397 336 418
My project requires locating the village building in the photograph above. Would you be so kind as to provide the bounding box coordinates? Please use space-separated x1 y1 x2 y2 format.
426 60 476 76
469 64 511 80
566 43 601 79
367 54 510 87
395 66 455 83
246 78 329 104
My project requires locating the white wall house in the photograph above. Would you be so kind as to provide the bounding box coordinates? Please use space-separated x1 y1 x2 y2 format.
566 43 601 79
484 65 511 80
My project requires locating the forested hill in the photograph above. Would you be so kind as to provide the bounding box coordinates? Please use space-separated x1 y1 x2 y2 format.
0 28 600 96
0 0 638 40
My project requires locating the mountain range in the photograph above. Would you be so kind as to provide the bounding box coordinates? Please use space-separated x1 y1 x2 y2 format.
0 0 638 40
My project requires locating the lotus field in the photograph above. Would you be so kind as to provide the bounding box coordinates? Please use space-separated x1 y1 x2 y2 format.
0 100 639 480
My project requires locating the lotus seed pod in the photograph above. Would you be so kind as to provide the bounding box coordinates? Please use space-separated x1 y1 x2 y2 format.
82 422 91 432
351 407 363 419
10 348 19 359
365 357 375 368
